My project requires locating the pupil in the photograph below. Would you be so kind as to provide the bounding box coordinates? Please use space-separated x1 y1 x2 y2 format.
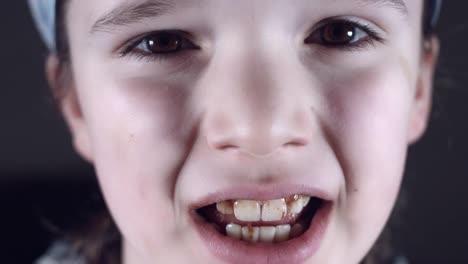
146 33 180 53
324 23 355 44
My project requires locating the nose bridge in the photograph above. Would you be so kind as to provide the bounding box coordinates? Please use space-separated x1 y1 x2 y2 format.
200 36 313 157
241 48 278 128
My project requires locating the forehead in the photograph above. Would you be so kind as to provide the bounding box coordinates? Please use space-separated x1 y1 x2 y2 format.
66 0 422 33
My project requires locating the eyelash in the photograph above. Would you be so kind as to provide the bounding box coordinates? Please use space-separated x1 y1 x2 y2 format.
307 19 385 51
119 30 199 63
119 19 384 62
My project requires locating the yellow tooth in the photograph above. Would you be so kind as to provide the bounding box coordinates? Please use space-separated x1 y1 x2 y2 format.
234 200 261 222
216 201 234 215
287 195 310 214
274 224 291 242
290 223 303 239
242 226 260 242
261 198 287 222
259 226 276 243
302 196 311 207
226 223 242 240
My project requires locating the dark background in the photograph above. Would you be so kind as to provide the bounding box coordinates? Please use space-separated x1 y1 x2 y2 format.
1 1 467 263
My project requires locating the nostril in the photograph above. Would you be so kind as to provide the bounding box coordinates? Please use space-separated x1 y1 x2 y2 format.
207 131 310 156
217 144 239 151
283 137 309 148
204 112 312 155
283 142 305 148
207 135 241 152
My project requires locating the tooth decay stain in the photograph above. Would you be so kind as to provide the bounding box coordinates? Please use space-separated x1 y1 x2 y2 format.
242 225 260 242
225 222 295 243
216 195 312 243
218 195 311 222
234 200 261 222
216 200 234 214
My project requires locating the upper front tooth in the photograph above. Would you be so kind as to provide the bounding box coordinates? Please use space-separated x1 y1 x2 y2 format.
216 201 234 215
234 200 261 221
261 198 287 222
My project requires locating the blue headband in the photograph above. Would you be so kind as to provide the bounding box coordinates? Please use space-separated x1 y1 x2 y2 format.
29 0 442 51
29 0 56 51
429 0 442 30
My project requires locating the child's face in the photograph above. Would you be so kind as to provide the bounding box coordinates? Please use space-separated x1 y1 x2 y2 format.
55 0 437 263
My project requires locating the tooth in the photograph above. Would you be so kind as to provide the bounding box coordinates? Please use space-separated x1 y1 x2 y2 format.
288 195 310 214
226 223 242 240
287 199 303 214
302 196 311 207
274 224 291 242
234 200 261 222
290 223 303 239
259 226 276 243
216 201 234 215
242 226 260 242
261 198 287 222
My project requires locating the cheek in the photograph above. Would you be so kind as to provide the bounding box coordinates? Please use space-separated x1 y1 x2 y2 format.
77 75 195 249
321 57 415 252
324 54 415 183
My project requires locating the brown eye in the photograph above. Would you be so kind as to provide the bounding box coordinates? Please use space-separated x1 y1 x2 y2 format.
321 22 357 45
134 31 196 54
145 32 182 53
305 20 373 47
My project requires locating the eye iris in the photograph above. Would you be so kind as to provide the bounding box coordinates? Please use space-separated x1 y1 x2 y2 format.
145 33 181 53
321 23 356 45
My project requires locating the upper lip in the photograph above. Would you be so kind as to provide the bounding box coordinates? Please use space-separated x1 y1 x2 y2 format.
190 183 334 210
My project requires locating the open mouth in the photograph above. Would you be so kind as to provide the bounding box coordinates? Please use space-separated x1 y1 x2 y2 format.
196 195 324 243
190 188 332 264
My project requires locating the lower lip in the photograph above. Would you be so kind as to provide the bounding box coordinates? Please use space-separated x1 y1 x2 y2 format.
191 202 332 264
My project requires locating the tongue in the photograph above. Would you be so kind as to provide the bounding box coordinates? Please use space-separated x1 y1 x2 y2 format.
199 204 304 228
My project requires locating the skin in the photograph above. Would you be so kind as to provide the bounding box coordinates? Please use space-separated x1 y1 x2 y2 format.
46 0 439 263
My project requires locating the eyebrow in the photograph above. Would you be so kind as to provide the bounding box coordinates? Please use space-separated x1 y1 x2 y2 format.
360 0 408 15
89 0 408 34
90 0 175 34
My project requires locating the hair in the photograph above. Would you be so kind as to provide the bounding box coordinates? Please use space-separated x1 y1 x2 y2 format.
51 1 438 263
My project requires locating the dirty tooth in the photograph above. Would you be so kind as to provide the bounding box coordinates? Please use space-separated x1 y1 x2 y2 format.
225 223 298 243
217 195 311 222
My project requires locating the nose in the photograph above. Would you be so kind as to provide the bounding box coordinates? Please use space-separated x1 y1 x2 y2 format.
200 47 315 157
205 109 312 157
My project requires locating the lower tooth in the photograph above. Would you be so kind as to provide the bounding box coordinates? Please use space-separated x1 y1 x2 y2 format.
242 226 260 242
226 223 242 240
290 223 303 238
274 224 291 242
259 226 276 243
226 224 297 243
